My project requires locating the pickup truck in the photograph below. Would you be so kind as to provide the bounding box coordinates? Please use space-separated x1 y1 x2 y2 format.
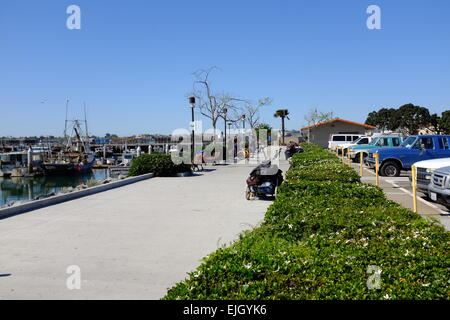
366 135 450 177
411 158 450 192
338 136 373 155
347 136 403 162
428 166 450 207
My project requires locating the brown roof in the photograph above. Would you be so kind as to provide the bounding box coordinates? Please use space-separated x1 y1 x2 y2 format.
301 118 377 131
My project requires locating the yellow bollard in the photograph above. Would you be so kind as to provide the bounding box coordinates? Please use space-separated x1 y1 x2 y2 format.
360 152 363 177
374 153 379 186
347 149 351 165
412 165 418 213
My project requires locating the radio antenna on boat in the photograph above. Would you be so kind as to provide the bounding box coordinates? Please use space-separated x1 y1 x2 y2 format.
84 101 89 138
64 99 70 139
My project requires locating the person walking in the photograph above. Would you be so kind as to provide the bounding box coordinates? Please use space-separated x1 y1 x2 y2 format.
233 136 238 162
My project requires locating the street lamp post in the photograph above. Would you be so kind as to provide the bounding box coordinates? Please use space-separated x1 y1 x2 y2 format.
189 97 196 164
223 108 228 163
242 115 246 131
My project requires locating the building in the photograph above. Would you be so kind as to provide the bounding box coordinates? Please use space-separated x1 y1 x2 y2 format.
301 118 377 148
418 126 437 136
283 130 303 144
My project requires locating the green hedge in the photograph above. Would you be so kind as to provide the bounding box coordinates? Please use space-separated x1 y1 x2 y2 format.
128 154 191 177
285 162 360 183
164 143 450 300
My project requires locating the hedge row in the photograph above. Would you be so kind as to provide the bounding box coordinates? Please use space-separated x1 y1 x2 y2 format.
128 153 191 177
164 143 450 300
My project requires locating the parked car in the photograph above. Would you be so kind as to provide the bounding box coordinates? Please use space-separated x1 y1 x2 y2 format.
328 134 364 151
338 136 373 155
348 136 403 163
428 166 450 207
411 158 450 192
366 135 450 177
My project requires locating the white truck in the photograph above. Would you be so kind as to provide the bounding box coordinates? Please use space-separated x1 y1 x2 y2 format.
428 166 450 207
412 158 450 192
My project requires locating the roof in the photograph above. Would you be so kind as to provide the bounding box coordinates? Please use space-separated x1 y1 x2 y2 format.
301 118 377 131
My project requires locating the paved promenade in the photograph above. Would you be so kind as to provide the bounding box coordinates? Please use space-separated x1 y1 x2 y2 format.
0 156 288 299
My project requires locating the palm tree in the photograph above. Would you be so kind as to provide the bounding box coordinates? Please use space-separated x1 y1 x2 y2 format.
274 109 290 145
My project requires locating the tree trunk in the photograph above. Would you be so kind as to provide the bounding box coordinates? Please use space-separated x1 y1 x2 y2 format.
281 117 285 145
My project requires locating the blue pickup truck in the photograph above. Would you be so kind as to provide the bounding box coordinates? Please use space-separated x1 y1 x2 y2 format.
366 135 450 177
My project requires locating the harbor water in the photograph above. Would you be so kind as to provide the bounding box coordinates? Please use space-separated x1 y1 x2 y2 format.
0 169 108 207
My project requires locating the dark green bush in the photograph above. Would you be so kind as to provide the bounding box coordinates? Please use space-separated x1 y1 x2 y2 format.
164 143 450 300
286 162 360 183
128 153 191 177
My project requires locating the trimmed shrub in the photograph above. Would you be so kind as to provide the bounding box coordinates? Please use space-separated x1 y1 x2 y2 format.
286 162 360 183
164 143 450 300
291 152 338 167
300 142 325 153
128 153 191 177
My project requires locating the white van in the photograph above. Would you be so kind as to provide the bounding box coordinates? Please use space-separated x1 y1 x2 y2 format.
328 134 364 150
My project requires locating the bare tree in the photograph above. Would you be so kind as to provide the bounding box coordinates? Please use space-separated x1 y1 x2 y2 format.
242 97 273 129
191 67 243 137
191 67 222 133
304 108 335 126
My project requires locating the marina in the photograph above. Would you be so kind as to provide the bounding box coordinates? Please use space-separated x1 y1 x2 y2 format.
0 113 181 207
0 136 178 175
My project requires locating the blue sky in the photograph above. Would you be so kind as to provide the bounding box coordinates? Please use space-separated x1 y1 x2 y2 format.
1 0 450 137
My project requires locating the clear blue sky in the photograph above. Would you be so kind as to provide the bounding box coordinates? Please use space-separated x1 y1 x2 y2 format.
1 0 450 137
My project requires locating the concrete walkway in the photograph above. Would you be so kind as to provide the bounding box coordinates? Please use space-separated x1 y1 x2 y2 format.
0 156 289 300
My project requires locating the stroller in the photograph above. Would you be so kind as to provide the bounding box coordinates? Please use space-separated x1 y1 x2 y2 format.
246 161 284 200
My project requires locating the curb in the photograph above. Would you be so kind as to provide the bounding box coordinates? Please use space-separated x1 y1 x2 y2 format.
0 173 154 220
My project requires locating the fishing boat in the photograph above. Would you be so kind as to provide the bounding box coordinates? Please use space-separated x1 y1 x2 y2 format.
41 117 94 176
0 149 45 177
40 153 94 175
0 151 27 177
